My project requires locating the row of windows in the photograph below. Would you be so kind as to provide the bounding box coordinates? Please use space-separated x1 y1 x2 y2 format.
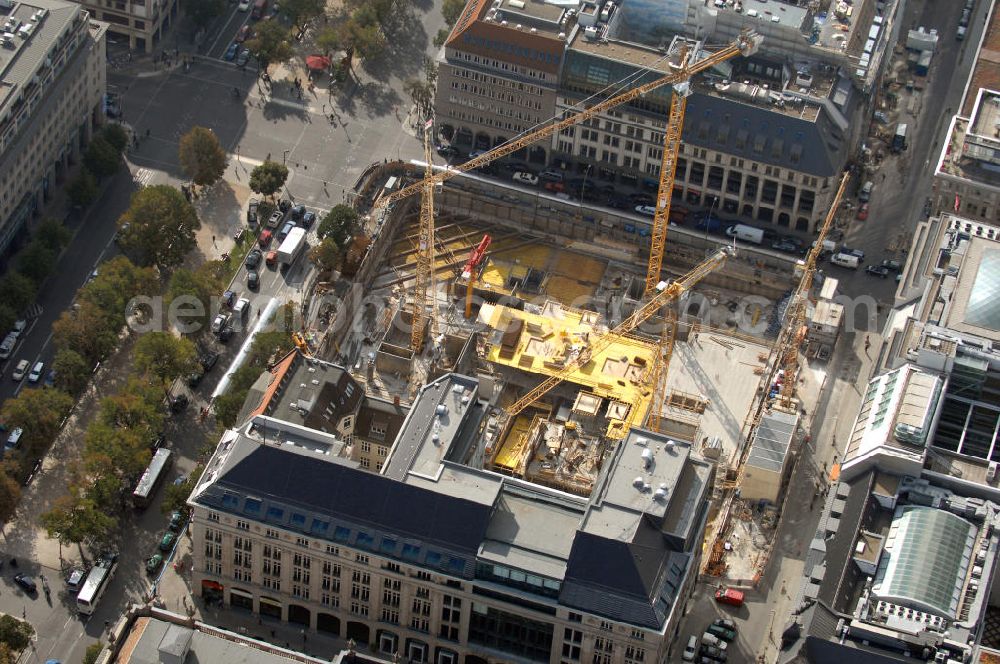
447 94 543 125
449 81 545 111
452 67 545 96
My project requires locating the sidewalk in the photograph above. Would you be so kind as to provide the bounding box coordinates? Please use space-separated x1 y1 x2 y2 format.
155 532 359 660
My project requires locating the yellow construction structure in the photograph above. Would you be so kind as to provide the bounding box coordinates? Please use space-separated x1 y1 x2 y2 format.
411 124 438 352
374 32 762 212
500 247 734 421
646 309 677 433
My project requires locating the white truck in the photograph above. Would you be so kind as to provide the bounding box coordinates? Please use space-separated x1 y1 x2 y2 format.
725 224 764 245
276 227 307 267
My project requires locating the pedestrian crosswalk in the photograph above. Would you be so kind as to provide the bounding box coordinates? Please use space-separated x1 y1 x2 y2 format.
24 303 42 319
133 168 154 188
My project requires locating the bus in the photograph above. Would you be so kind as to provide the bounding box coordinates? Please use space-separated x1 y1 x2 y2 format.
76 554 118 615
132 448 173 509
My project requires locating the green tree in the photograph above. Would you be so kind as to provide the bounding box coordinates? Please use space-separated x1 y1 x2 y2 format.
117 185 201 268
82 642 104 664
284 0 324 29
339 16 385 61
134 332 197 390
101 124 129 154
0 388 73 456
167 263 225 334
403 78 435 119
52 302 120 366
40 485 117 557
97 378 165 437
16 241 56 285
35 217 71 252
442 0 465 24
0 615 33 652
0 272 35 314
0 464 21 525
315 26 340 55
178 126 228 187
433 27 450 48
84 422 151 485
308 237 340 272
181 0 225 25
53 348 92 396
78 256 159 326
248 161 289 199
246 20 294 72
0 641 15 664
67 168 99 208
83 136 120 179
317 204 359 246
0 305 14 340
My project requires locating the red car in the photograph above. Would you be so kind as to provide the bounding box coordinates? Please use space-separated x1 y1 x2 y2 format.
236 25 252 42
856 203 869 221
265 250 278 268
258 229 273 247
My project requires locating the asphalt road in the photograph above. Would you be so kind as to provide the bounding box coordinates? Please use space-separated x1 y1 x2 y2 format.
0 170 137 398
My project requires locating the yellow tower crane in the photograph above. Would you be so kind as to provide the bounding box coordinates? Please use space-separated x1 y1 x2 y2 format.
373 32 762 213
411 122 439 352
504 247 734 420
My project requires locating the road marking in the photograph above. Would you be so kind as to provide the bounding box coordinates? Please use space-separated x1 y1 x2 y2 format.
207 8 249 56
133 167 154 188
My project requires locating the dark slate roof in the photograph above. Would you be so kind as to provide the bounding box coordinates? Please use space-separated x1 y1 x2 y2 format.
205 444 492 555
682 92 850 178
817 471 874 609
560 520 679 628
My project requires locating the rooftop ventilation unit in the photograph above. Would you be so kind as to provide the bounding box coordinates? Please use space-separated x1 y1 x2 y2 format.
632 476 644 488
508 0 525 7
641 448 653 468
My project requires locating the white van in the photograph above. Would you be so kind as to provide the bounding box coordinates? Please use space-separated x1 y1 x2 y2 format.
682 635 698 661
233 297 251 328
0 332 16 360
831 252 861 269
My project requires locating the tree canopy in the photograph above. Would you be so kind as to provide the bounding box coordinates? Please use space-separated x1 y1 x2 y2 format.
318 204 360 246
84 136 121 179
0 388 73 458
117 185 201 268
283 0 324 29
178 126 228 187
308 237 341 272
246 20 294 72
134 332 198 389
52 348 92 396
249 161 289 198
442 0 464 24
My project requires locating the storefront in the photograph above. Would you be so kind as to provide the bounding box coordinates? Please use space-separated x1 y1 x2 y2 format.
201 580 224 605
229 587 254 612
259 596 282 620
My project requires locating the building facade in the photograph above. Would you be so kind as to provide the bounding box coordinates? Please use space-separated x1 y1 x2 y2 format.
436 0 902 233
0 0 106 256
190 371 715 664
68 0 175 53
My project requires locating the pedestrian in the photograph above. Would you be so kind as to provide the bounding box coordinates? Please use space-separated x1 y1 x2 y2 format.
271 629 276 638
175 46 179 58
146 128 150 138
22 607 26 619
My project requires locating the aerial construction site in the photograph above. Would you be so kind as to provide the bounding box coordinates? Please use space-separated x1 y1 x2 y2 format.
302 30 849 590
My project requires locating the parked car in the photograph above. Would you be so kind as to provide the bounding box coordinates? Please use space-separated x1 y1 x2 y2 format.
278 198 292 213
856 203 869 221
44 369 56 388
512 172 539 186
266 250 278 268
223 43 238 61
290 204 306 220
881 259 903 272
245 248 263 269
159 532 177 552
211 313 231 335
301 211 316 229
236 48 251 67
168 511 185 532
145 554 164 575
699 644 727 662
436 144 459 158
11 359 28 382
258 229 273 247
170 394 189 413
65 567 88 591
200 352 220 372
277 221 295 243
4 428 23 452
247 270 260 290
27 361 43 384
468 149 488 159
539 170 564 182
866 264 889 278
187 368 206 388
236 24 252 42
706 623 737 642
247 199 259 224
13 573 36 594
11 319 26 339
267 210 283 229
701 633 728 651
711 618 737 631
714 587 745 607
634 205 657 217
682 636 699 662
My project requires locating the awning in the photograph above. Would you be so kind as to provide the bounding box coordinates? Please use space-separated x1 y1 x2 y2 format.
230 587 254 598
305 55 331 70
201 580 223 591
259 596 282 607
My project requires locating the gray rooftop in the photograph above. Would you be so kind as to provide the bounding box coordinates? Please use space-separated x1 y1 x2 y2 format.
0 0 84 129
747 410 796 472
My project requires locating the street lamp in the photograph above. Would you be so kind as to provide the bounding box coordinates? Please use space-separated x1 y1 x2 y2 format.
704 194 719 246
577 164 593 230
282 149 290 165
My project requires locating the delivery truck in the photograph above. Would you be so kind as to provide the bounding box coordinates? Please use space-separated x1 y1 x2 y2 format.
276 227 307 267
725 224 764 245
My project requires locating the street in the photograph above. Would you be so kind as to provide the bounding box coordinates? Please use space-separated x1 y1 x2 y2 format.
671 0 979 660
0 1 445 662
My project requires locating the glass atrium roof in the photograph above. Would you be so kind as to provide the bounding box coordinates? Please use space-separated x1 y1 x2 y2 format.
966 249 1000 330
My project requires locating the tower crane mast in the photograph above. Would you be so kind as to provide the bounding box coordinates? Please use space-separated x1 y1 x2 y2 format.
411 124 438 352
